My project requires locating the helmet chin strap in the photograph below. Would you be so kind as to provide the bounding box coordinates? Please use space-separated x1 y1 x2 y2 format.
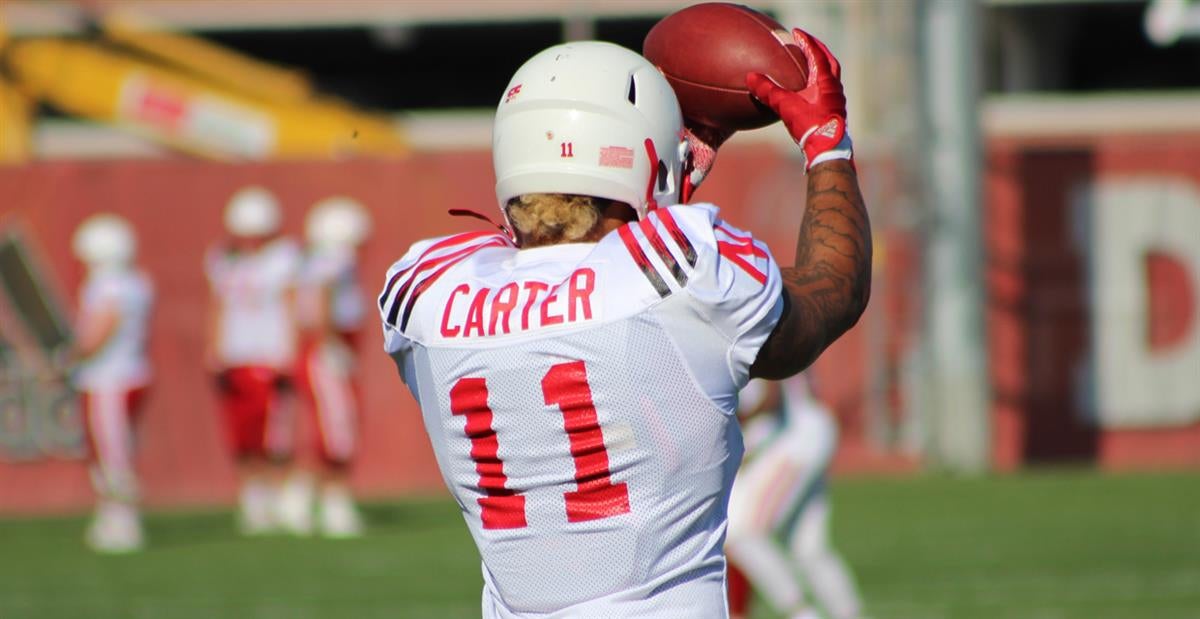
643 138 659 215
681 160 696 204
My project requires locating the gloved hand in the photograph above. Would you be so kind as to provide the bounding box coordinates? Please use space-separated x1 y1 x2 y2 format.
746 28 852 170
680 122 733 203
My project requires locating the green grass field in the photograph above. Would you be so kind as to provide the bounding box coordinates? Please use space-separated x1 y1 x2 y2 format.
2 470 1198 619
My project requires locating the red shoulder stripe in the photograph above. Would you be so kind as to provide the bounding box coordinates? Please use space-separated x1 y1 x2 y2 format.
717 241 768 285
715 224 768 258
398 239 508 330
384 236 508 328
715 223 753 243
379 230 500 309
638 219 687 287
618 224 671 298
652 209 697 267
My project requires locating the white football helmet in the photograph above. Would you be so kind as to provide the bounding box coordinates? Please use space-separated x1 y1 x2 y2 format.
224 186 282 237
306 197 371 250
72 214 136 269
493 41 687 222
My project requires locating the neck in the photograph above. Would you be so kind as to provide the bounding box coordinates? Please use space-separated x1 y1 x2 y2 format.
517 202 637 249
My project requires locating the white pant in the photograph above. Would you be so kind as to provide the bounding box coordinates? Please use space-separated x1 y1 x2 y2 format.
727 405 861 619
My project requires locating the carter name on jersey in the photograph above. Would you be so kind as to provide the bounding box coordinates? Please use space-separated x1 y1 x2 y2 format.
439 267 596 339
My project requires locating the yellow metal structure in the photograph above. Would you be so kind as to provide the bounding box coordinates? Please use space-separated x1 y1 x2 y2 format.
7 38 404 160
1 6 406 162
0 76 33 163
101 11 314 104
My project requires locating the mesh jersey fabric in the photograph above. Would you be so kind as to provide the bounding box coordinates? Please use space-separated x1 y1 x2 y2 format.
379 203 783 617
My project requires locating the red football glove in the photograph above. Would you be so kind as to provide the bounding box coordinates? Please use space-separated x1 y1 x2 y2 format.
680 122 733 203
746 28 852 170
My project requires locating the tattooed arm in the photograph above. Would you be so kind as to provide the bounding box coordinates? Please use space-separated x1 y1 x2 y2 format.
750 160 871 379
741 29 871 378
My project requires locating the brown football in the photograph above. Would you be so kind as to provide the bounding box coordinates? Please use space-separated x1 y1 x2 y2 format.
643 3 808 131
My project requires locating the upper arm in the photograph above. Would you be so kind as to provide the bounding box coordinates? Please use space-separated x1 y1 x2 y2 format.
376 236 449 357
379 257 417 357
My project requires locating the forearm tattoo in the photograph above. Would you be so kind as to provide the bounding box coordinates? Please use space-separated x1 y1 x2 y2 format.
752 160 872 378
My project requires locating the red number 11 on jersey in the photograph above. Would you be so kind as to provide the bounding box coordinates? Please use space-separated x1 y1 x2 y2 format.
450 360 630 530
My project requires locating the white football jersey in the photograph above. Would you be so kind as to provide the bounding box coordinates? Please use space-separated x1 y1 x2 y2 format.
205 238 301 368
297 246 366 333
74 268 154 391
380 203 783 618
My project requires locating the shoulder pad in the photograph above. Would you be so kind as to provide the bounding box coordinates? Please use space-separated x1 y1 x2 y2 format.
378 230 514 331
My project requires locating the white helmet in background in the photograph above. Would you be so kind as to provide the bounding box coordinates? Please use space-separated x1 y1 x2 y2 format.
73 214 136 269
493 41 687 221
306 197 371 249
224 186 281 237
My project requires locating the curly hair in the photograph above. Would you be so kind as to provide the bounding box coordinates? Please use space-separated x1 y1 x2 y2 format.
505 193 603 246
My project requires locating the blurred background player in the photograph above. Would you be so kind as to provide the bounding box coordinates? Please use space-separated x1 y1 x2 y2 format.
71 214 154 553
281 197 372 538
726 376 863 619
204 186 302 535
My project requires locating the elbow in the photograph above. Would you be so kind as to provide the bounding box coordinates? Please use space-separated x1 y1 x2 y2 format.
849 268 873 326
834 263 872 339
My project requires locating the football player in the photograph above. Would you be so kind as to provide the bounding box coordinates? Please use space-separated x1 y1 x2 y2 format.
283 197 372 537
379 31 868 618
727 376 863 619
205 186 301 534
72 214 154 553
